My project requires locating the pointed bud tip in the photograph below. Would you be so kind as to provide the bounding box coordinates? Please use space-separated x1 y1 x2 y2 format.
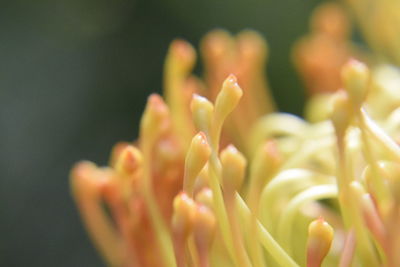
194 131 209 145
214 75 243 119
223 74 242 95
227 73 237 83
188 131 211 164
116 145 142 175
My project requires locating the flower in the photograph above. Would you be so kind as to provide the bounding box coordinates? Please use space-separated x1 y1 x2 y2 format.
71 1 400 266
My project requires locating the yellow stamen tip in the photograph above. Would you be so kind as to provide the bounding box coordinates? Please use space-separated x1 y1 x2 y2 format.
193 205 216 252
214 74 243 121
341 59 370 107
190 94 214 134
307 217 334 267
220 144 247 192
250 140 281 190
184 132 211 194
172 192 196 238
330 90 351 137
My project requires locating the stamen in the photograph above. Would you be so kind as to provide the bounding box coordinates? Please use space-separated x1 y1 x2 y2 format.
183 132 211 196
70 162 124 267
306 217 334 267
164 39 197 147
220 145 252 267
277 185 337 254
139 94 177 267
172 192 196 267
193 205 216 267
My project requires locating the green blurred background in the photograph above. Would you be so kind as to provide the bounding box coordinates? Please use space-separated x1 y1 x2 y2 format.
0 0 323 266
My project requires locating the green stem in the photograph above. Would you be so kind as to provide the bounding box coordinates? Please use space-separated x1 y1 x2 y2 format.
236 193 300 267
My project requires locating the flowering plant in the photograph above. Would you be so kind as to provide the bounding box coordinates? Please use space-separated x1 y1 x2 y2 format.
71 1 400 266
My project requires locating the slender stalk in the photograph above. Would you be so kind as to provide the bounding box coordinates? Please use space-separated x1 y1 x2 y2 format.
236 193 300 267
277 184 337 254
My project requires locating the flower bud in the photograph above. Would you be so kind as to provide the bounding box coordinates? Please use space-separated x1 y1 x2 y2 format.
341 59 370 108
307 217 334 267
330 90 351 138
139 94 170 145
184 132 211 195
172 192 196 239
193 205 216 255
115 145 142 176
214 74 243 121
220 144 247 192
250 140 281 191
165 39 196 78
191 94 214 134
164 39 197 146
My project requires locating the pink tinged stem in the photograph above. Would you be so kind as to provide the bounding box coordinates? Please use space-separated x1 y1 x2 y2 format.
102 181 139 267
361 194 388 253
339 229 356 267
172 235 186 267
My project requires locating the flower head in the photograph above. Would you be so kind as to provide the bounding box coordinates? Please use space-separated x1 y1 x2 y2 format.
71 1 400 266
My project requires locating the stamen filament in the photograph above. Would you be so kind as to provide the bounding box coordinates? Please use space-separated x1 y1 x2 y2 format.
236 193 300 267
277 184 337 254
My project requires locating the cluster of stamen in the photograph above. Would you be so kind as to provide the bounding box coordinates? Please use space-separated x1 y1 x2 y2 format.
71 2 400 267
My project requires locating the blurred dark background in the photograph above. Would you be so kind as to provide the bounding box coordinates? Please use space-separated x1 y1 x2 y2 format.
0 0 323 266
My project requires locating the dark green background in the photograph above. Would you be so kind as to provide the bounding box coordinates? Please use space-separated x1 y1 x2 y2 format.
0 0 323 266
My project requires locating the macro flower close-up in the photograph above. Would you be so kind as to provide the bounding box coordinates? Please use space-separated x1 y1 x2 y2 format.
3 0 400 266
69 1 400 266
